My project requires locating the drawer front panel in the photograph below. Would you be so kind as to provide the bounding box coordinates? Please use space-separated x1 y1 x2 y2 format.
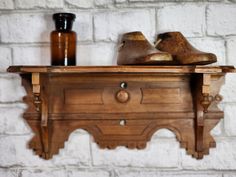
49 74 193 113
141 88 181 104
65 88 104 105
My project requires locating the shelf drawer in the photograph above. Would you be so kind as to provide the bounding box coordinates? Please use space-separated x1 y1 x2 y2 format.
49 74 193 113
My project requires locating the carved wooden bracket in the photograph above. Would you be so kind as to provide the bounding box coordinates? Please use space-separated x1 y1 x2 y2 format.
8 66 235 160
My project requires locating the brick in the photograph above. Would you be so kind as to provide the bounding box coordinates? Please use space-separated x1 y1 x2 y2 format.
94 10 155 41
0 112 4 133
13 46 50 65
15 0 46 9
181 138 236 170
74 12 93 41
220 73 236 103
0 105 30 135
21 169 66 177
129 0 155 1
157 5 205 37
0 168 20 177
188 37 226 65
68 170 110 177
77 43 115 65
0 74 26 103
92 138 180 167
15 0 63 9
66 0 94 8
0 14 53 43
115 0 127 3
95 0 113 7
224 174 236 177
207 5 236 36
118 171 222 177
0 132 90 167
0 135 51 167
46 0 64 8
227 37 236 66
224 104 236 136
0 0 14 9
52 130 91 166
0 47 12 72
3 105 30 135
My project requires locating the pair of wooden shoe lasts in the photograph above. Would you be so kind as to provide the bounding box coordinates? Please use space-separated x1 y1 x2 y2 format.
117 31 217 65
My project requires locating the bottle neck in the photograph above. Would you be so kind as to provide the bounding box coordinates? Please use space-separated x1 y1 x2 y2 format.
55 19 73 31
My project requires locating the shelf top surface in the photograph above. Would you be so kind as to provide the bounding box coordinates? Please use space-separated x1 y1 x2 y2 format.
7 65 236 74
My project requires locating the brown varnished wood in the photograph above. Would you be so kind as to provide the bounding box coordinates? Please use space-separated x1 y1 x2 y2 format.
7 65 236 73
8 65 235 160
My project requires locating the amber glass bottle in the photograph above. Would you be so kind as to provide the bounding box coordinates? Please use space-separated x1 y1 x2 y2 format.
51 13 76 66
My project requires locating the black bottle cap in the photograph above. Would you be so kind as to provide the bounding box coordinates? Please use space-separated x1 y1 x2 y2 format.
53 13 76 31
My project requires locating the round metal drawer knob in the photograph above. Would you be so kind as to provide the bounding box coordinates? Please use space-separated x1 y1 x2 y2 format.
116 90 129 103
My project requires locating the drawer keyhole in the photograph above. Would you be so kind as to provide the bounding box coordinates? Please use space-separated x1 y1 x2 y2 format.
120 82 127 89
119 119 126 126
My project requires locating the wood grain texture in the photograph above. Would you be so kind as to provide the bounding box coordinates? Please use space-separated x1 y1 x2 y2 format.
64 88 104 105
8 66 234 160
141 88 181 104
7 65 236 73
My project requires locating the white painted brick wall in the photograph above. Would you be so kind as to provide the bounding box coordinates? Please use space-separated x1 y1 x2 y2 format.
0 0 14 9
0 75 26 102
77 43 116 65
73 12 93 41
15 0 63 9
0 14 53 43
15 0 47 9
92 138 180 167
220 74 236 103
52 130 91 166
95 0 113 8
0 168 19 177
224 175 236 177
21 170 67 177
115 0 127 3
0 105 30 135
1 1 236 177
118 172 222 177
94 9 155 41
181 139 236 170
0 12 92 43
207 5 236 36
68 170 110 177
65 0 94 9
157 4 206 37
13 46 50 65
224 104 236 136
227 37 236 65
0 47 12 72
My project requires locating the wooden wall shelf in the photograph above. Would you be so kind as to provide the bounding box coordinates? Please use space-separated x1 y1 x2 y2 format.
7 65 235 160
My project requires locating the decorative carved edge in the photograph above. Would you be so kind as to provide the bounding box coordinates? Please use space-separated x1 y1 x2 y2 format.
191 73 225 159
23 115 222 160
21 73 51 159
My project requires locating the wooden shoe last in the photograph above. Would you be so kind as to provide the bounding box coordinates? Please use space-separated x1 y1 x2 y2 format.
156 32 217 65
117 31 173 65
